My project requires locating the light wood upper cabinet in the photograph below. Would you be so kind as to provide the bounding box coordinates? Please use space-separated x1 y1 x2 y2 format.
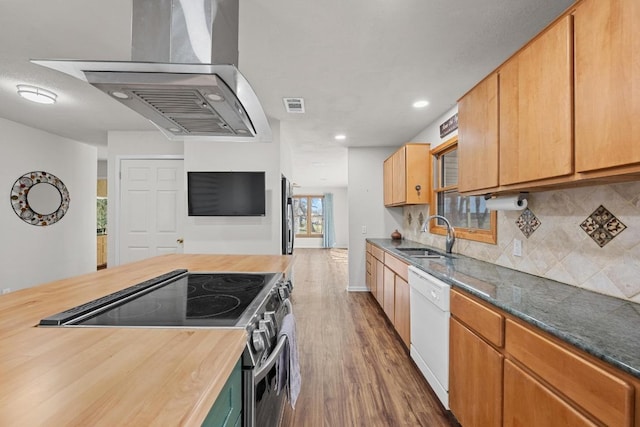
499 15 574 186
97 179 107 197
383 143 430 207
574 0 640 173
458 73 499 193
391 147 406 204
383 158 393 206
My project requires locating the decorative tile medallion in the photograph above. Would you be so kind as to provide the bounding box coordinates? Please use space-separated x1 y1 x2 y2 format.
407 212 413 226
515 208 541 238
418 212 424 228
580 205 626 247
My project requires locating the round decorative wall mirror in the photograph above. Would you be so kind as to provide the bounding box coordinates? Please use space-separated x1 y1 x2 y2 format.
10 171 70 226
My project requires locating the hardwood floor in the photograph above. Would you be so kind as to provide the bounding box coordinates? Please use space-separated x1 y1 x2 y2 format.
281 248 457 426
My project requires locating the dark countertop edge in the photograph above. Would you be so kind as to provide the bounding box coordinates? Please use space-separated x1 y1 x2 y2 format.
367 238 640 380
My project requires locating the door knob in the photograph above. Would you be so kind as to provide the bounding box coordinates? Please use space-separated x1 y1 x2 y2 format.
177 238 184 244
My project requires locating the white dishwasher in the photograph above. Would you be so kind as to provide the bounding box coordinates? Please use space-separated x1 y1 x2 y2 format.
408 265 450 409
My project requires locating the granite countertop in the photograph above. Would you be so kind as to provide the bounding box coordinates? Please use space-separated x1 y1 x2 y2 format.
368 238 640 379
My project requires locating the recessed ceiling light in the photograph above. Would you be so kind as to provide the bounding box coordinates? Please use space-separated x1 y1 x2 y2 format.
111 91 130 99
17 85 57 104
206 93 224 102
334 134 346 140
412 100 430 108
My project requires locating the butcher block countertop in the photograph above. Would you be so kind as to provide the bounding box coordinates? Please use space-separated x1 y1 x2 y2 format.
0 254 294 426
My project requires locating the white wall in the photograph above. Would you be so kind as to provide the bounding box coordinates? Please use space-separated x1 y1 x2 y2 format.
0 118 97 292
410 105 459 147
347 146 401 291
183 120 282 255
293 186 349 249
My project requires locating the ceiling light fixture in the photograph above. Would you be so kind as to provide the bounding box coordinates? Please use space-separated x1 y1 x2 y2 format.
412 100 429 108
17 85 57 104
334 134 346 140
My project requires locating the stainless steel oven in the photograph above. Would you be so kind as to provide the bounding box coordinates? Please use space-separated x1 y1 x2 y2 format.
39 269 295 427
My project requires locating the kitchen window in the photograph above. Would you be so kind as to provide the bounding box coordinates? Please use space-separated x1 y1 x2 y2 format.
293 195 324 238
430 136 497 244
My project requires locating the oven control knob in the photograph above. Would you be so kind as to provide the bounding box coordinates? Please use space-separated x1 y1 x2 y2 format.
278 286 290 300
252 328 268 352
259 318 275 339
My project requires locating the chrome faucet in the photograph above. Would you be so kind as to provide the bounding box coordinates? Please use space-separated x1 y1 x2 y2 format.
421 214 456 254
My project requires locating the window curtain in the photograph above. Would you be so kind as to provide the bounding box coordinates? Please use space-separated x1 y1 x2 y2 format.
323 193 336 248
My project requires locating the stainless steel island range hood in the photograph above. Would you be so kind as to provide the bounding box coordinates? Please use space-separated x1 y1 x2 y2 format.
33 0 271 142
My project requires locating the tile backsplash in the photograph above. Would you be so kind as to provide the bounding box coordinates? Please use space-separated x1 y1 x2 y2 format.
402 181 640 303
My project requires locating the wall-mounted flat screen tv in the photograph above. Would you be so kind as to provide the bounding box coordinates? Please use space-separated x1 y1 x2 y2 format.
187 171 266 216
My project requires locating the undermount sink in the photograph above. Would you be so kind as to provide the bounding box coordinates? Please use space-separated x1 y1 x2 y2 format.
395 248 445 258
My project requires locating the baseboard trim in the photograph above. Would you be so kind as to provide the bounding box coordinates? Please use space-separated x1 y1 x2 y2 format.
348 285 369 292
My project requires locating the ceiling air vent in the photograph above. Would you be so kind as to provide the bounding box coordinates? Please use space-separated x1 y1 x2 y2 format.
283 97 305 113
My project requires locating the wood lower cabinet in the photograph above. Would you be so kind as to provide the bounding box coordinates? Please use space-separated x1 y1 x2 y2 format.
383 266 396 323
383 143 430 207
574 0 640 174
499 15 573 186
375 258 384 307
458 73 499 193
451 288 640 427
505 319 635 427
365 243 411 348
503 360 597 427
393 275 410 348
450 298 504 427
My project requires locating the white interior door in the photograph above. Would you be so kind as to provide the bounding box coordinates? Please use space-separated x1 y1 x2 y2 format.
118 158 184 265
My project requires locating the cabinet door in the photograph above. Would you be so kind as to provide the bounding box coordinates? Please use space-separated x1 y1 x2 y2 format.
458 73 499 193
504 360 597 427
383 157 394 206
394 275 410 348
375 258 384 307
202 359 242 427
404 144 431 204
450 318 503 427
383 266 395 322
499 15 573 185
392 147 406 204
574 0 640 172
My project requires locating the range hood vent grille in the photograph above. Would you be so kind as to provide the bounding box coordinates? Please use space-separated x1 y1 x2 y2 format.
131 88 233 135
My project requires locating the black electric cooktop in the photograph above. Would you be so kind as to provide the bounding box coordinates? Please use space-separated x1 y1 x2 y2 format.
39 271 279 328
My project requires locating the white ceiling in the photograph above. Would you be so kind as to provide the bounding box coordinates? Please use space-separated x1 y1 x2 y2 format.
0 0 574 187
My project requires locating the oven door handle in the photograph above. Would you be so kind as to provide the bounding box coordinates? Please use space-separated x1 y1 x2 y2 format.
254 334 288 382
253 298 293 382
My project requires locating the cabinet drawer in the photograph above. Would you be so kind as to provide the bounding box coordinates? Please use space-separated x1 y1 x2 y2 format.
384 253 408 282
505 319 634 427
450 289 504 347
366 242 372 254
371 245 385 261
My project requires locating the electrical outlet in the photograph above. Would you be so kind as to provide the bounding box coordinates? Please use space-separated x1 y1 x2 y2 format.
513 239 522 257
1 288 10 295
361 226 367 234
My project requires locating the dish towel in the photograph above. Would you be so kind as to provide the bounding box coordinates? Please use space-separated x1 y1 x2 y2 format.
277 313 301 408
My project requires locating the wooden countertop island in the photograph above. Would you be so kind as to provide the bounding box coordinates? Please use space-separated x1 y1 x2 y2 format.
0 254 294 426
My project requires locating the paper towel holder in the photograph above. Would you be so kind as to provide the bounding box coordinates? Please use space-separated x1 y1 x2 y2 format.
485 192 529 211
